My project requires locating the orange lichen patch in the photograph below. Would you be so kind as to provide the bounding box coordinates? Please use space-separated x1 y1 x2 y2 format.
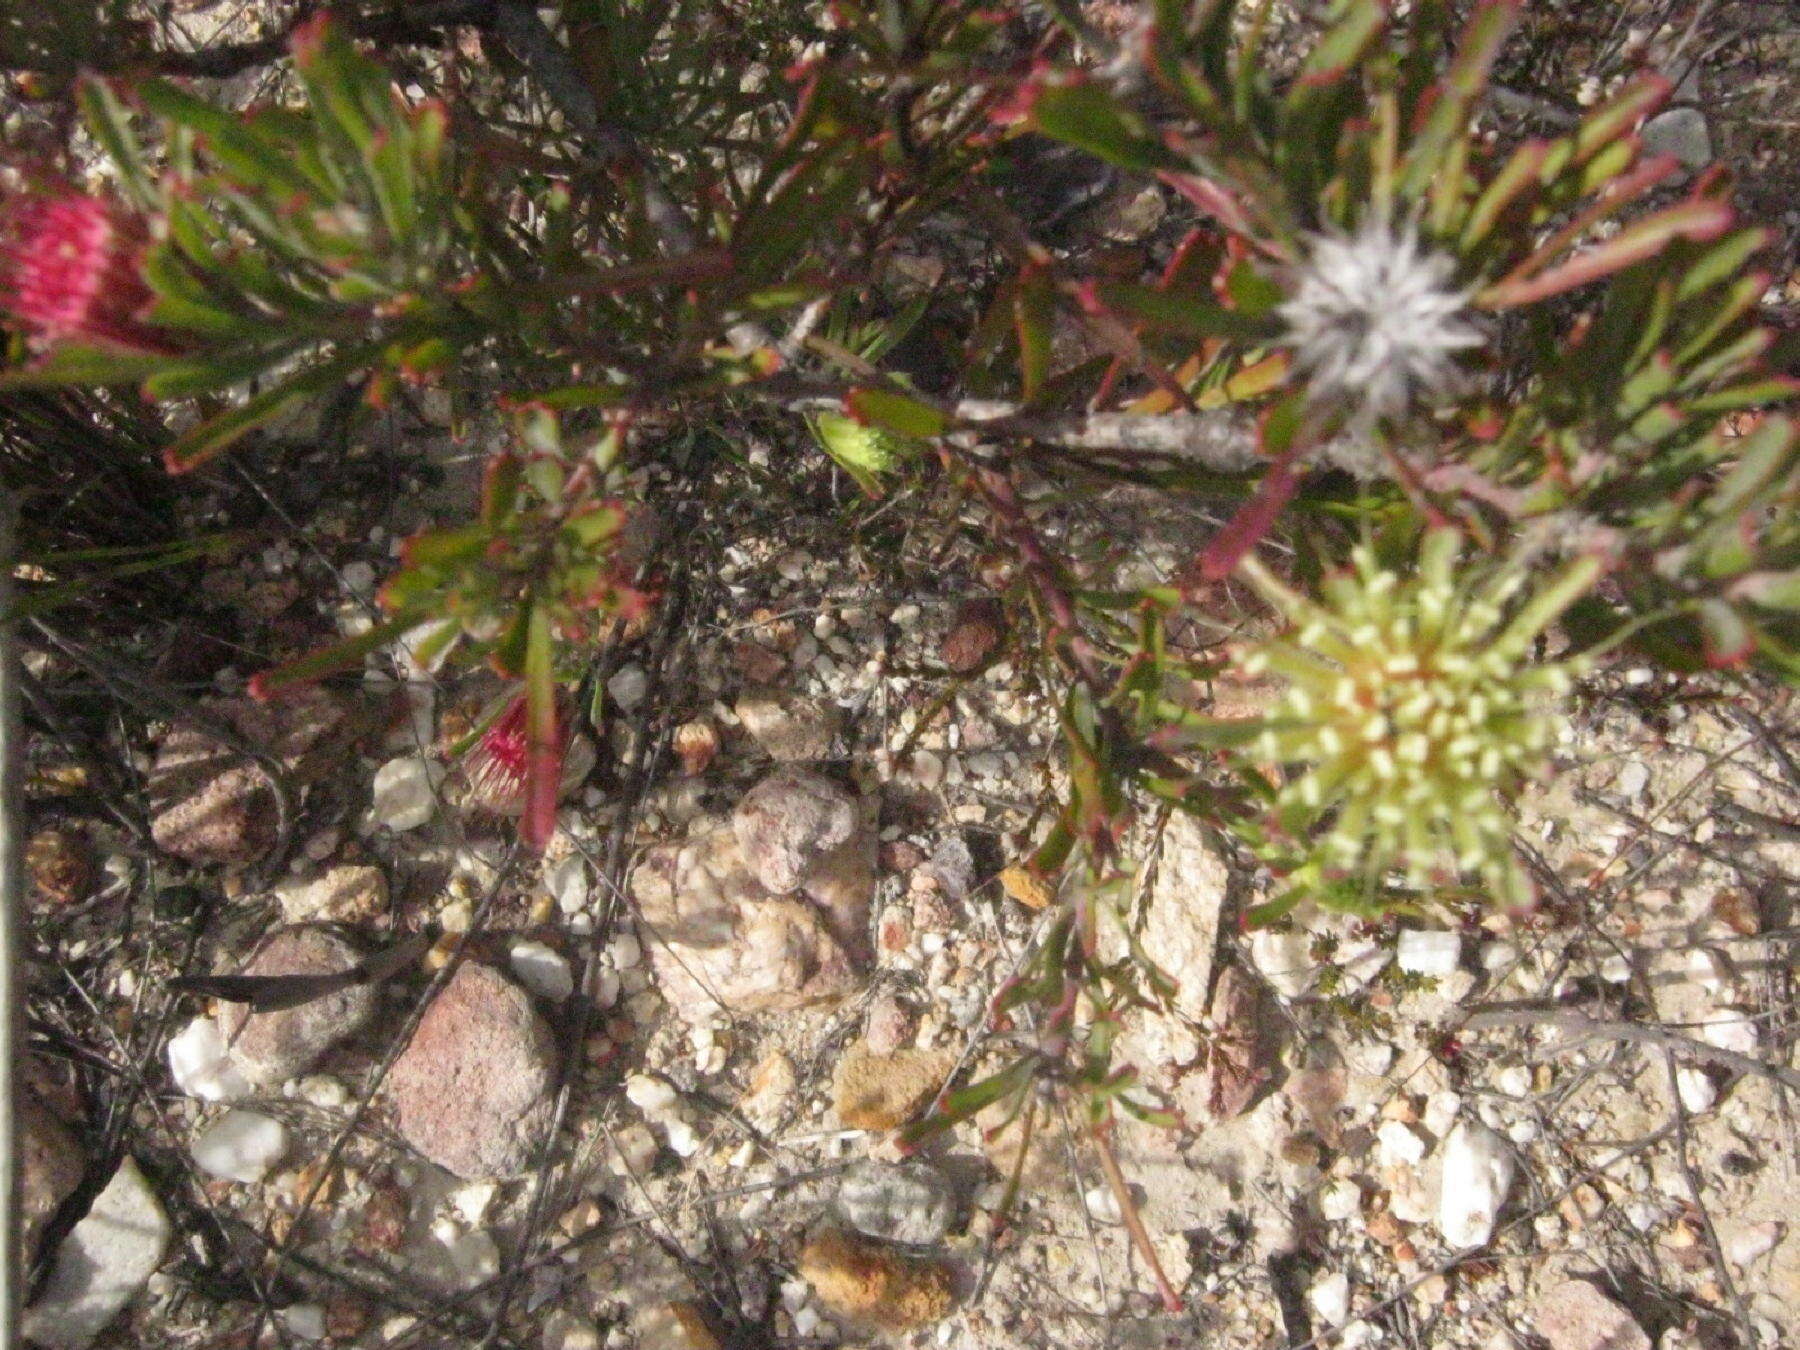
830 1044 953 1132
998 864 1052 911
798 1228 955 1332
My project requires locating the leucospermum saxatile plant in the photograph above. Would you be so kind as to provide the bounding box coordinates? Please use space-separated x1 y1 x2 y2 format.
1233 530 1600 917
8 1 1800 1313
1010 0 1799 667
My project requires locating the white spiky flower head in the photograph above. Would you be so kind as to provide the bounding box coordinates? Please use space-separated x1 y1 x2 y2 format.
1237 529 1599 911
1278 218 1484 429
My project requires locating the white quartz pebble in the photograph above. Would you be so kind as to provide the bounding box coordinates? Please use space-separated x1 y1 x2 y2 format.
167 1017 250 1102
192 1111 288 1183
510 941 574 1001
1437 1121 1514 1249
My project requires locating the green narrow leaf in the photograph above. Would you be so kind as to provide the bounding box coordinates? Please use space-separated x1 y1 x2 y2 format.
1293 0 1387 88
1029 80 1186 173
521 606 562 852
141 336 312 401
139 80 322 198
140 247 247 338
1703 417 1797 524
1682 378 1800 418
248 613 418 698
482 454 523 527
491 599 533 678
845 387 947 439
1478 200 1734 308
78 77 153 208
0 347 171 390
1675 228 1771 303
1015 276 1054 404
401 522 491 569
735 141 863 279
1088 282 1276 342
1489 553 1603 660
1400 0 1521 201
528 383 631 411
1572 75 1670 164
900 1060 1028 1147
162 352 367 472
1672 274 1769 368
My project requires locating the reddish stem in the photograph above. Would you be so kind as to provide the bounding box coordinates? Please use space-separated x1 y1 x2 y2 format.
1194 443 1301 583
1091 1117 1184 1314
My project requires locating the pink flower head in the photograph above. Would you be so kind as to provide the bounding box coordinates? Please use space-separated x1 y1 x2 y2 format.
464 694 533 816
0 187 177 355
463 693 569 820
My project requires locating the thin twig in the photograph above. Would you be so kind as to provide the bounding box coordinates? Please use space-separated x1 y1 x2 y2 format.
756 380 1268 474
473 514 698 1348
0 1 495 78
1464 1005 1800 1092
0 486 24 1345
1661 1050 1759 1345
489 2 698 257
243 845 522 1346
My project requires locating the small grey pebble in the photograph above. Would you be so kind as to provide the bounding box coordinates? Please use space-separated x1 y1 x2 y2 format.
835 1159 957 1247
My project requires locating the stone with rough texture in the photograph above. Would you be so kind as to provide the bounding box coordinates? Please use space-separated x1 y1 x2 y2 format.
368 756 440 831
510 940 574 1001
739 1050 797 1130
1531 1279 1651 1350
1437 1119 1514 1249
1642 107 1712 171
837 1160 957 1246
832 1044 953 1132
21 1091 85 1258
798 1227 955 1332
23 1157 171 1349
735 688 841 762
1106 818 1242 1121
217 927 377 1084
167 1016 251 1101
864 992 917 1055
192 1110 289 1183
940 597 1006 674
732 768 863 896
148 690 347 867
1396 928 1461 977
25 826 96 908
274 865 388 925
632 813 869 1022
1248 928 1315 1000
387 962 556 1179
921 835 976 902
1309 1270 1350 1326
1134 815 1229 1020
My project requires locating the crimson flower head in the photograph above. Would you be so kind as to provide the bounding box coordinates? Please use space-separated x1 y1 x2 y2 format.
0 187 178 355
463 694 536 817
461 692 575 821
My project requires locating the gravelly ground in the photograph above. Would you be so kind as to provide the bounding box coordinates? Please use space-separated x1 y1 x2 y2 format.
8 3 1800 1350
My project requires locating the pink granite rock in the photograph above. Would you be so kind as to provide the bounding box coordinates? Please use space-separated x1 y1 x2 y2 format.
21 1091 84 1258
387 963 556 1179
633 818 869 1022
217 926 377 1084
148 690 348 867
1531 1279 1651 1350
